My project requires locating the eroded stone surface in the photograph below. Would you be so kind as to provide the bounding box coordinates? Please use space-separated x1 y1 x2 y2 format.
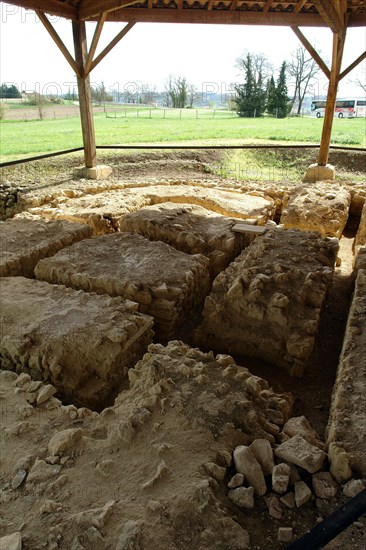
281 183 351 238
27 184 275 235
197 228 338 376
119 202 255 277
0 218 91 277
0 341 292 549
326 269 366 481
35 233 210 340
0 277 153 409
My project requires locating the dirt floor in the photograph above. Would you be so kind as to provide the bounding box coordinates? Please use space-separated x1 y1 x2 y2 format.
0 149 365 550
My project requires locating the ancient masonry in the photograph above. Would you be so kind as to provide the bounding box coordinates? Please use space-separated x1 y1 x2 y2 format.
0 277 153 409
119 202 256 276
27 185 275 235
35 233 210 340
326 268 366 481
0 218 92 277
196 227 339 376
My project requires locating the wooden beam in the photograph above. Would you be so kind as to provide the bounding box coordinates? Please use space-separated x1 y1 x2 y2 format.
79 0 142 20
105 9 327 26
207 0 215 11
263 0 274 12
72 21 97 169
291 26 330 79
339 51 366 81
312 0 343 33
294 0 307 14
318 30 346 166
89 22 136 73
84 11 107 76
4 0 77 19
36 10 81 77
230 0 238 11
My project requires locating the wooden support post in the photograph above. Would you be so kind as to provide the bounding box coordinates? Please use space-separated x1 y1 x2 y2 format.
318 29 346 166
72 20 97 169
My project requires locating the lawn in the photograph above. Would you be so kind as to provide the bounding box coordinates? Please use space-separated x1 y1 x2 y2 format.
0 110 365 162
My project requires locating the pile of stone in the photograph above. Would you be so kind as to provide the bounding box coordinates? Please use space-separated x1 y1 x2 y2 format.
196 227 339 376
0 182 23 220
281 183 351 238
35 233 210 340
0 277 153 409
119 202 255 277
226 416 365 543
354 202 366 271
0 218 92 277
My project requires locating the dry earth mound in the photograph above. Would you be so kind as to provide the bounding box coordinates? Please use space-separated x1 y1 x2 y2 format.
197 228 339 376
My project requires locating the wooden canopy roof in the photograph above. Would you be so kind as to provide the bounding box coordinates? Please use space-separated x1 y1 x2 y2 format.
5 1 366 28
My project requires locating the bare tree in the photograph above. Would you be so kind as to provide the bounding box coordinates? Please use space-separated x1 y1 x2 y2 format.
165 76 189 108
235 51 273 84
139 83 158 105
187 84 199 108
91 82 113 110
288 46 321 114
349 64 366 93
27 92 48 120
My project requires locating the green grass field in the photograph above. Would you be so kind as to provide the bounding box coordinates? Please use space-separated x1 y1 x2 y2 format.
0 110 365 162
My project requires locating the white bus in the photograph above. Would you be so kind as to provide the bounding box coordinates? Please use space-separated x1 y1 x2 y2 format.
311 98 366 118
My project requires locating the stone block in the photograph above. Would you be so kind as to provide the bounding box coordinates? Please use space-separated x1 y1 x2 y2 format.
326 269 366 481
233 445 267 496
281 183 350 238
119 202 255 277
35 233 210 340
294 480 312 507
0 218 91 277
74 165 113 180
303 163 335 183
312 472 338 499
0 277 153 409
275 435 326 474
197 228 338 376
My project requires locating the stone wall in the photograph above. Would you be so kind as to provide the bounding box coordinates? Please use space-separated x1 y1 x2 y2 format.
0 277 153 409
196 228 339 376
326 268 366 481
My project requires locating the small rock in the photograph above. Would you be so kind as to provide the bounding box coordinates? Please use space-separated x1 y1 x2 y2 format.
27 460 61 483
295 481 312 507
272 463 290 494
15 373 31 387
203 461 227 482
312 472 338 499
228 473 244 489
36 384 56 405
48 428 83 456
264 493 282 519
283 416 324 449
14 456 32 472
343 479 365 498
60 456 70 465
11 470 27 490
228 487 255 509
116 520 141 550
45 456 60 465
27 381 43 393
278 527 293 542
280 492 296 508
250 439 275 475
275 435 326 473
0 532 22 550
96 459 114 478
233 446 267 496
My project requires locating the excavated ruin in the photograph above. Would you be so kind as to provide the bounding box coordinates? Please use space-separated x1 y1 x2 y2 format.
0 173 365 549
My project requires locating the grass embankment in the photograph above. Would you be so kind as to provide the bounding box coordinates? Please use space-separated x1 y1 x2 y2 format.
0 111 365 163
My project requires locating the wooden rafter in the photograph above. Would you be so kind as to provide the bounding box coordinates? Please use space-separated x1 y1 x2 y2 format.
230 0 238 11
89 22 135 73
294 0 308 14
339 50 366 80
84 11 107 76
79 0 142 20
35 10 81 77
291 26 331 79
263 0 275 12
312 0 343 33
4 0 77 19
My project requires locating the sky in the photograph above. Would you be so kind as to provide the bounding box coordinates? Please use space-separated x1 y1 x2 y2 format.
0 2 365 100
